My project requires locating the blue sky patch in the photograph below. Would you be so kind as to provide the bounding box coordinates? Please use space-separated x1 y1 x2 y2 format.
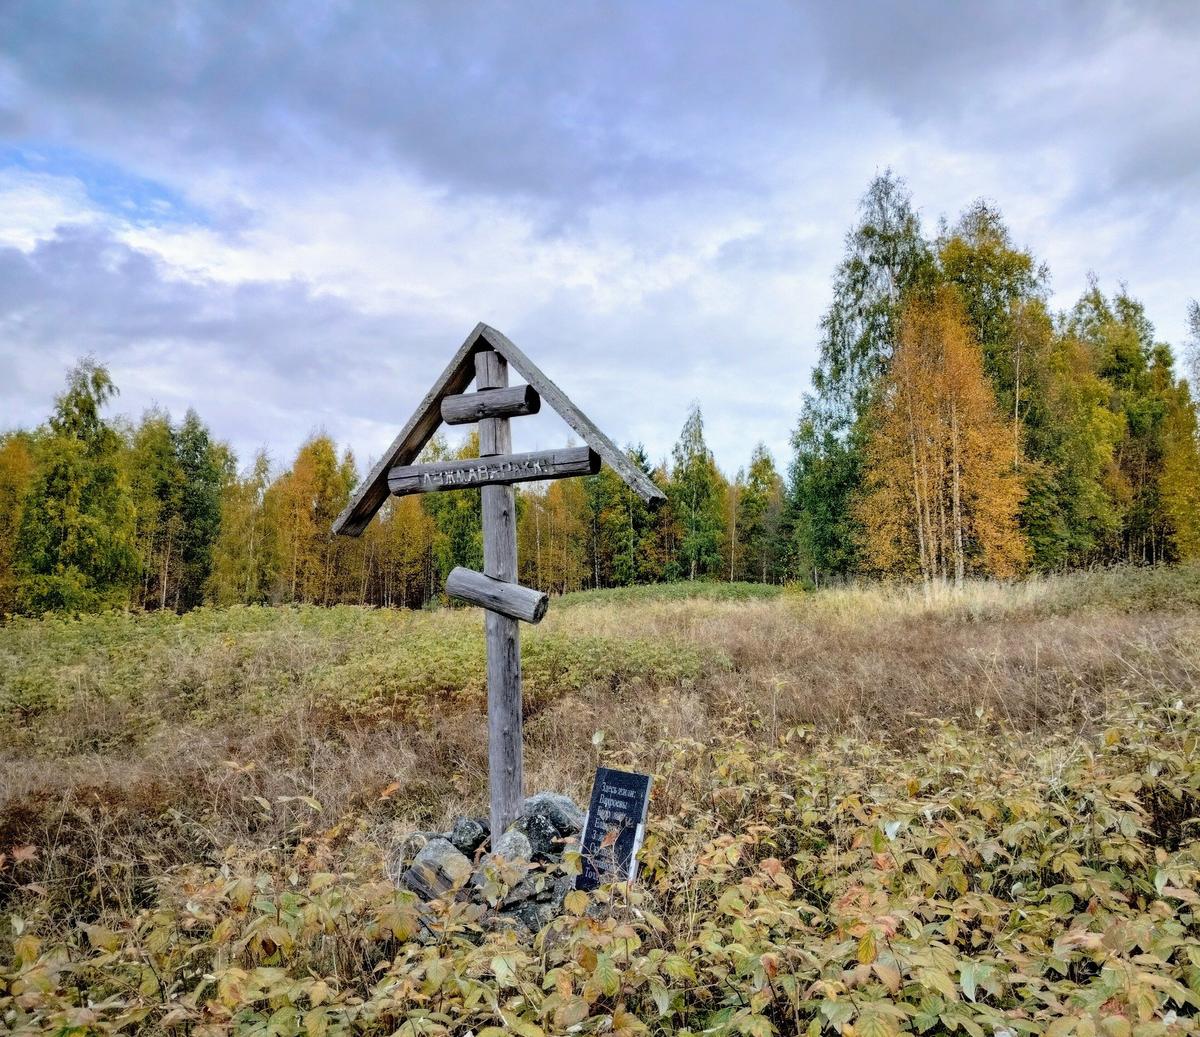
0 143 207 228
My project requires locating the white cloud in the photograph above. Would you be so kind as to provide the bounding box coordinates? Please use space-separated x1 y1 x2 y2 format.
0 168 102 248
1 1 1197 477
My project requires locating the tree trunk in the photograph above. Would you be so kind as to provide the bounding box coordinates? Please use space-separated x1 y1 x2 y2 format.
1012 334 1022 466
950 401 965 588
729 505 736 581
160 535 172 611
627 494 635 585
905 391 931 586
534 498 542 589
909 434 929 584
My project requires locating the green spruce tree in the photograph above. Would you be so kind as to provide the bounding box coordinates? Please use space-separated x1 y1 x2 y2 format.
669 404 724 580
174 409 227 609
583 445 658 587
1065 283 1174 562
789 171 934 580
736 443 785 582
127 409 182 609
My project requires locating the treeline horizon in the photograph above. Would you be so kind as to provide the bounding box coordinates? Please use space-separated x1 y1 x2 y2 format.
2 171 1199 617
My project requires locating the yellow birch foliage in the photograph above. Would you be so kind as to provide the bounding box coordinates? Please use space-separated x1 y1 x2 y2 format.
0 434 35 614
264 436 355 603
517 479 588 593
516 486 547 590
365 495 436 606
858 289 1027 582
1159 383 1200 560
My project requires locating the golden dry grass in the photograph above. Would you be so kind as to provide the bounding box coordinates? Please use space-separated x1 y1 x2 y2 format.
1 566 1197 925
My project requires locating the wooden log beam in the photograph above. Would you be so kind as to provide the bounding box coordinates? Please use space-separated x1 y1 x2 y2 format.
446 567 549 624
476 325 667 507
332 322 666 537
441 384 540 425
388 445 600 496
476 349 524 841
331 324 485 536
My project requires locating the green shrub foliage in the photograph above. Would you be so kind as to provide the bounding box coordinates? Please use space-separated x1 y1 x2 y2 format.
3 689 1198 1033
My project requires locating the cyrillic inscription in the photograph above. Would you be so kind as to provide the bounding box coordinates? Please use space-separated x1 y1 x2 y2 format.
422 456 546 487
576 766 652 890
388 446 599 497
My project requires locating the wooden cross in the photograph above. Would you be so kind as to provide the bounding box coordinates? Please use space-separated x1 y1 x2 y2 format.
333 324 664 837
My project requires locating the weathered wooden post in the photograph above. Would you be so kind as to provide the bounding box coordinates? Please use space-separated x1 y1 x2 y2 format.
332 324 664 843
475 348 523 836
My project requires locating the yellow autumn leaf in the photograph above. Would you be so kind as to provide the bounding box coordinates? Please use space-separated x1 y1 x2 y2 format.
857 930 877 965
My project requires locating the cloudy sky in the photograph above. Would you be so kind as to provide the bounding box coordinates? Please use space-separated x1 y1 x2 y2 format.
1 2 1197 478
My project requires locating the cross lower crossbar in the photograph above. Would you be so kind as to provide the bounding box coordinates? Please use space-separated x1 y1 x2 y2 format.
446 566 549 624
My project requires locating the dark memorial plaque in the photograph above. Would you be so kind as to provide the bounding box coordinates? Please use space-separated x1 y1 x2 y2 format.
576 767 652 891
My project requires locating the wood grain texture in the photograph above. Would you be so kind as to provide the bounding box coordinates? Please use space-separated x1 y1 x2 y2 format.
477 350 524 839
478 324 667 507
441 384 540 425
446 567 549 624
475 348 507 400
387 446 600 496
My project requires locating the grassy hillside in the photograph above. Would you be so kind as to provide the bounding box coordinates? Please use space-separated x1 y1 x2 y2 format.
2 567 1199 1033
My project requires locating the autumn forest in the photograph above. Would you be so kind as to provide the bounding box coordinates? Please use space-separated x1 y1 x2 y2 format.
2 172 1199 618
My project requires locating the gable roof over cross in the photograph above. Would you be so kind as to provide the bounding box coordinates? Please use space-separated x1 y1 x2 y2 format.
332 323 665 536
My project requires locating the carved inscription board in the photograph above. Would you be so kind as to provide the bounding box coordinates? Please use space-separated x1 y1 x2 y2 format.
389 446 599 496
426 457 549 487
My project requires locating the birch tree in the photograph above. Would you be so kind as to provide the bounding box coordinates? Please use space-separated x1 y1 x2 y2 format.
858 290 1027 585
0 433 34 615
789 171 935 578
16 361 137 613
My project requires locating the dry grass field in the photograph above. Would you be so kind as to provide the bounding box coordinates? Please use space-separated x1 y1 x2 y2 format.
2 566 1199 1034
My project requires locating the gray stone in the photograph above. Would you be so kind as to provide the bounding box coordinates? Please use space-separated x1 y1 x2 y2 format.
472 829 533 897
471 842 533 908
501 874 541 907
522 792 585 836
514 811 560 858
446 816 489 856
401 837 473 900
492 828 532 862
511 898 554 932
485 912 527 937
386 830 437 885
538 873 574 911
391 800 585 931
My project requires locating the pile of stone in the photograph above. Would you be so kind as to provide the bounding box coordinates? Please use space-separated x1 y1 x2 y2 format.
387 792 585 933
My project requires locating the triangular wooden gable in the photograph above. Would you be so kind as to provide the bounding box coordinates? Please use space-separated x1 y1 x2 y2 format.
332 323 665 536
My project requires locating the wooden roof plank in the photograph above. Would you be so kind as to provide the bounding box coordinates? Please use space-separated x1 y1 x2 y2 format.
331 323 487 536
478 325 666 507
333 322 665 536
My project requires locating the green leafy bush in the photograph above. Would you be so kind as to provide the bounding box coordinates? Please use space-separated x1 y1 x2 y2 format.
1 573 1198 1033
4 694 1198 1034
